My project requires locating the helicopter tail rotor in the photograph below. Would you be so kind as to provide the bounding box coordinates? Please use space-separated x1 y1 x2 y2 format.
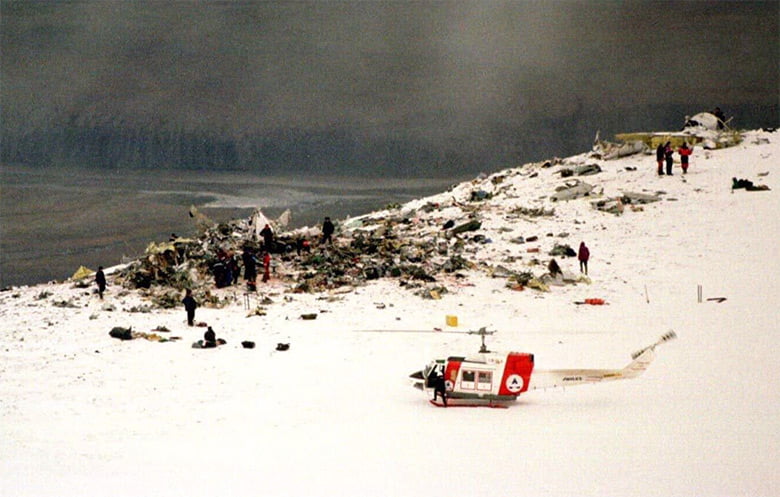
631 330 677 360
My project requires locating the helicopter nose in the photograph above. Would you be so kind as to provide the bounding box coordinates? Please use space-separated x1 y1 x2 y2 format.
409 370 425 390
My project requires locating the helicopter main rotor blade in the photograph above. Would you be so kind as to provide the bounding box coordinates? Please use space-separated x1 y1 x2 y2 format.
353 329 471 334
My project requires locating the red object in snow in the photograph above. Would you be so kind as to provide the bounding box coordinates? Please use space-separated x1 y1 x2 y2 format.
584 298 605 305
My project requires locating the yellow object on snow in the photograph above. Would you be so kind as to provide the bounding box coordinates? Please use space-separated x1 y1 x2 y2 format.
446 315 458 327
71 265 95 280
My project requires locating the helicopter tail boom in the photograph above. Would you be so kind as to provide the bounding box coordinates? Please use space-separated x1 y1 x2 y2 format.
528 331 676 390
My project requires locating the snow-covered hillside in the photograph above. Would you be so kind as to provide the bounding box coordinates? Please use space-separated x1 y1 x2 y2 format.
1 130 778 497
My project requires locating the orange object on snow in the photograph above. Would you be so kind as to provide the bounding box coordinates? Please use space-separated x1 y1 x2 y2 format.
584 298 605 305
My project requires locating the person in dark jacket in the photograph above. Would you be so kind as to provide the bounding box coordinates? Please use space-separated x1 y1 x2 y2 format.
95 266 107 299
547 258 562 278
678 142 693 174
242 246 257 286
203 326 217 348
432 372 448 407
183 289 198 326
260 224 274 252
664 141 674 176
713 107 725 129
321 217 335 245
578 242 590 275
655 143 665 175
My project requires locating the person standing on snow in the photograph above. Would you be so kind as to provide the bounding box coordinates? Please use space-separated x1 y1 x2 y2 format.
183 289 198 326
578 242 590 275
260 224 274 252
664 141 674 176
712 107 726 129
655 143 665 175
262 251 271 283
242 245 257 287
321 216 335 245
678 142 693 174
432 371 448 407
95 266 107 299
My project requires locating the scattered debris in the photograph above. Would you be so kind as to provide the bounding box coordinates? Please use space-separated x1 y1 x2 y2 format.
109 326 133 340
592 191 661 215
104 123 753 310
35 291 52 300
450 219 482 235
732 178 770 191
591 198 625 215
575 298 606 305
560 163 603 177
549 244 577 257
508 206 554 217
247 307 267 317
108 326 180 342
52 299 79 308
621 192 663 204
551 179 594 202
592 132 648 160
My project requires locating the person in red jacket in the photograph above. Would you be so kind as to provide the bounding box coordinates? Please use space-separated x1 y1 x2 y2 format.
578 242 590 275
262 251 271 283
678 143 693 174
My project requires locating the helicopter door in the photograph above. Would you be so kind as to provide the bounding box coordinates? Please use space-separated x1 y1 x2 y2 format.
424 361 445 388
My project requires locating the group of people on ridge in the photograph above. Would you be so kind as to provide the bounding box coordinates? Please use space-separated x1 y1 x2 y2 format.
656 141 693 176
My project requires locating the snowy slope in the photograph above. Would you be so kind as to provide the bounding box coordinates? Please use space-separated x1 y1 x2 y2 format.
1 130 778 497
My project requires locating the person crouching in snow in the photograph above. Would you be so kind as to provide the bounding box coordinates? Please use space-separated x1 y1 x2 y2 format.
578 242 590 275
547 258 563 279
678 142 693 174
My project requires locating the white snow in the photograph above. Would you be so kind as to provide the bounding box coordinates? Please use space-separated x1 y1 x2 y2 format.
1 130 778 497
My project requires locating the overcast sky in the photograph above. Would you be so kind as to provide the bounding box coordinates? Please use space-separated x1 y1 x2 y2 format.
2 1 778 168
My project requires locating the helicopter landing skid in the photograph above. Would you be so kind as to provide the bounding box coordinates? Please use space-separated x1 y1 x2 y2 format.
429 399 509 409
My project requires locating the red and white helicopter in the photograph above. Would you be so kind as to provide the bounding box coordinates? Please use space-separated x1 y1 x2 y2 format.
409 328 676 408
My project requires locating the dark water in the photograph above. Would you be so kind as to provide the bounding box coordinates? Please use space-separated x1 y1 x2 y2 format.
0 164 463 287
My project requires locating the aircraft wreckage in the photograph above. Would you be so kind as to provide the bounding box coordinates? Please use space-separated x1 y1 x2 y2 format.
592 111 742 160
